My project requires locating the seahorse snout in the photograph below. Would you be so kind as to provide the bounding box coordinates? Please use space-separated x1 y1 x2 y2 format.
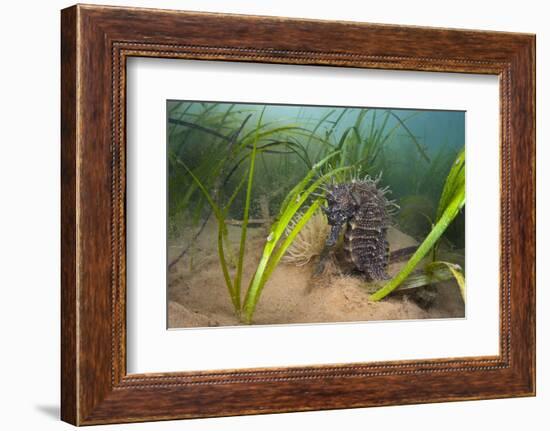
326 223 342 247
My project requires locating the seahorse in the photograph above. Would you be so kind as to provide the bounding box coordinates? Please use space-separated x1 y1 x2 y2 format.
321 176 398 281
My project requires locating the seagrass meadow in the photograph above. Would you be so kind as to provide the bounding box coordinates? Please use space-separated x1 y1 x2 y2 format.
167 100 466 328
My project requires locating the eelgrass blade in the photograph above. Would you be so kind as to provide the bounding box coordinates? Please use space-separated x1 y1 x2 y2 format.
369 183 465 301
237 124 302 148
369 111 391 164
389 266 455 291
388 110 430 163
427 261 466 301
274 165 352 248
313 108 349 161
223 174 247 216
417 145 451 194
337 127 356 167
326 108 348 142
217 222 239 311
233 109 265 309
168 118 229 141
168 102 193 139
172 157 224 226
218 174 248 269
306 109 336 147
242 201 321 323
242 163 352 323
436 148 465 221
277 150 341 218
367 109 377 143
386 110 431 163
222 143 294 187
176 158 238 311
432 148 465 259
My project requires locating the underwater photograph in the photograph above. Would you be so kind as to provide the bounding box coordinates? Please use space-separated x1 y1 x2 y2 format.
167 101 466 328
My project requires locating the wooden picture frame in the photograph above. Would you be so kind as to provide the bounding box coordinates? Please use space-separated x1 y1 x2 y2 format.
61 4 536 425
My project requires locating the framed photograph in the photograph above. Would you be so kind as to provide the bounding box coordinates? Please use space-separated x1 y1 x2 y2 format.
61 4 536 425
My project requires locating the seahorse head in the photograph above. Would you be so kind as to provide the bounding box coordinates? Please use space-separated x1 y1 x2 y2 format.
322 184 358 246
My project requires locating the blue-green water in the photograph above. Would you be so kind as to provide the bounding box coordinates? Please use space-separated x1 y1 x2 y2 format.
167 100 465 249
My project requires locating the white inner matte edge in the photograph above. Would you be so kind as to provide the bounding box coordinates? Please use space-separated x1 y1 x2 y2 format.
126 58 499 373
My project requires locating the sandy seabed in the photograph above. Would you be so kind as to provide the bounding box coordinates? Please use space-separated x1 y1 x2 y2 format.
167 221 465 328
